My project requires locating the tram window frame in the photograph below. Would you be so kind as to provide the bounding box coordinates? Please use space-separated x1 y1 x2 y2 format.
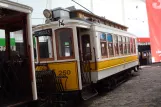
130 38 134 53
129 37 132 54
113 34 119 56
122 36 127 55
81 34 92 61
126 37 130 54
35 29 54 61
118 35 123 55
37 36 54 61
11 30 26 57
100 32 108 58
133 38 136 54
55 28 75 60
107 33 114 57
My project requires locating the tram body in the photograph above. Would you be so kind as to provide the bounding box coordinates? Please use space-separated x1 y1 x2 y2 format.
33 8 139 98
0 1 37 106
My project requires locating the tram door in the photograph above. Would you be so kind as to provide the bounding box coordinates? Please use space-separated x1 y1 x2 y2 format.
79 33 92 86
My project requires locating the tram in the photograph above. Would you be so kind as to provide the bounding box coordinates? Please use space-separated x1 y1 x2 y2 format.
33 7 139 101
0 1 37 106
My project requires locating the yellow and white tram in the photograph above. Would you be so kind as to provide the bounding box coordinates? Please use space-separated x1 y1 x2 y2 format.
33 8 139 100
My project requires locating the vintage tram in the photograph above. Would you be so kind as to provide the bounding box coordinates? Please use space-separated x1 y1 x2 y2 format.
0 1 37 106
33 7 139 101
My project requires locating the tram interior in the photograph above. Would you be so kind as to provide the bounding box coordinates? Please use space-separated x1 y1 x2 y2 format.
0 8 32 106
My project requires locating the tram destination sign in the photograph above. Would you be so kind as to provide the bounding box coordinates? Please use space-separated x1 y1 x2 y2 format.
34 29 52 37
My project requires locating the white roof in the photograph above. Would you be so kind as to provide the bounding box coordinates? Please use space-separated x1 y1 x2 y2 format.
0 0 33 13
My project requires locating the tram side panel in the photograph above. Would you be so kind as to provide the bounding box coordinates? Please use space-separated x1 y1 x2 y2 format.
48 61 79 91
35 27 81 92
90 28 139 83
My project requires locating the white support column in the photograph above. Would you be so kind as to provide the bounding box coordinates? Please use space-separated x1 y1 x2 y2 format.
48 36 53 58
73 27 82 90
27 13 38 100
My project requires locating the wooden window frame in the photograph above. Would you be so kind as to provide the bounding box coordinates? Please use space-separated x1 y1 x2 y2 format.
130 38 133 54
100 33 108 58
107 33 114 57
55 28 75 60
100 41 108 58
133 38 136 54
81 34 92 61
122 36 127 55
36 36 54 62
126 37 130 54
127 37 131 54
118 36 123 55
113 34 119 56
108 42 114 57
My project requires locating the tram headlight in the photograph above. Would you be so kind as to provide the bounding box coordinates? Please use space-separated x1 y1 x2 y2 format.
43 9 52 18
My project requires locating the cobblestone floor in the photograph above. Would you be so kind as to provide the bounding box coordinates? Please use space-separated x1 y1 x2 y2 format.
79 63 161 107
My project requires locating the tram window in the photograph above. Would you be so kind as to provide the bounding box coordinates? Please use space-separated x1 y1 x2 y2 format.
113 34 119 55
0 30 6 52
37 36 53 59
107 33 114 57
122 36 127 54
101 42 107 57
130 38 134 53
133 38 136 53
118 36 123 55
55 28 74 60
128 38 132 54
100 33 107 57
127 37 130 54
85 43 91 54
34 29 54 61
81 34 91 60
33 37 37 60
11 30 25 57
128 37 131 54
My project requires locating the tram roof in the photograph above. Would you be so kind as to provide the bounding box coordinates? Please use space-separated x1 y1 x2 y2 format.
0 0 33 13
70 9 128 30
0 1 33 31
32 19 137 38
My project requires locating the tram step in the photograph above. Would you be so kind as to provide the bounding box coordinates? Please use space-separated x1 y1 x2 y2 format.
81 85 98 100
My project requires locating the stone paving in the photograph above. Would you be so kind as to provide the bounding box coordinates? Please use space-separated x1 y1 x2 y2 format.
79 63 161 107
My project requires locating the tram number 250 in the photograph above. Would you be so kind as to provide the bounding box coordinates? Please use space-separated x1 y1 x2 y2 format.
59 70 71 76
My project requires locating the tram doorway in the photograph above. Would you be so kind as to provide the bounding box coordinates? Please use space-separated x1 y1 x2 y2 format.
77 28 92 86
0 8 32 106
